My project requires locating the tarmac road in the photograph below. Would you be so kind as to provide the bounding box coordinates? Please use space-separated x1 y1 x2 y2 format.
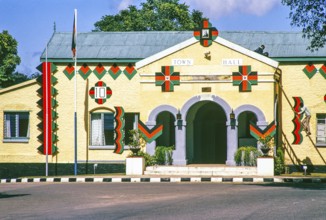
1 182 326 220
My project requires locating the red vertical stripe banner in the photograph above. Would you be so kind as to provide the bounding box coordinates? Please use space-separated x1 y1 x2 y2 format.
43 62 52 155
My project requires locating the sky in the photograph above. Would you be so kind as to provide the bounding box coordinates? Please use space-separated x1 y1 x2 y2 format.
0 0 300 76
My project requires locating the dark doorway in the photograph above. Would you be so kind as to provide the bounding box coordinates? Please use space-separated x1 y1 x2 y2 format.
187 101 227 164
156 111 175 147
237 111 257 148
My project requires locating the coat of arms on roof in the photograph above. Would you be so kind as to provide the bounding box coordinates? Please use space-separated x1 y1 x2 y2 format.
193 19 218 47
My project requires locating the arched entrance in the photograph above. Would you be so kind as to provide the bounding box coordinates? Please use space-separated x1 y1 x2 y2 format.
237 111 257 148
186 101 227 164
156 111 176 147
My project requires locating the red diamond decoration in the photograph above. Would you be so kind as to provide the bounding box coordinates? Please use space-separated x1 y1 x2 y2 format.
63 63 75 80
78 63 92 80
93 63 107 80
123 63 137 80
108 63 122 80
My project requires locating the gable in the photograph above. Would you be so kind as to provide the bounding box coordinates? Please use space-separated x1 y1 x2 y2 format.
136 36 279 69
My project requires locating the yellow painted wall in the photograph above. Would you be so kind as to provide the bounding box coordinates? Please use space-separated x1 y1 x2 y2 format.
0 41 277 164
0 80 43 162
280 63 326 166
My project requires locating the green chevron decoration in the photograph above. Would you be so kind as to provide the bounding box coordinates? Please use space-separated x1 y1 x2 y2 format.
303 64 317 79
319 64 326 79
36 62 59 155
250 121 276 140
63 63 75 80
232 65 258 92
79 63 92 80
292 97 304 145
93 63 107 80
108 63 122 80
114 106 125 154
123 63 137 80
193 19 218 47
155 66 180 92
138 120 163 143
89 81 112 104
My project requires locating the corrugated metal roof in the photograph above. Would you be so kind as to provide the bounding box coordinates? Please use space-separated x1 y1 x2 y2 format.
41 31 326 61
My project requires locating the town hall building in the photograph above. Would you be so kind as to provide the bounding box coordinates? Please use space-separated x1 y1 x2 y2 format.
0 20 325 177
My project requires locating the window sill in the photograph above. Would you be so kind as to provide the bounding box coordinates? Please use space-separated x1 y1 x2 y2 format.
3 138 29 143
316 143 326 147
89 145 131 150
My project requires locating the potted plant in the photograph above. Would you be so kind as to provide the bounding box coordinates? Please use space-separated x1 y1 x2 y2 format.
126 129 146 175
128 129 145 156
258 135 273 157
257 135 275 176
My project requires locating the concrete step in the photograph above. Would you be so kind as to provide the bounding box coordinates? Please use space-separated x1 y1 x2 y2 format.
144 165 258 176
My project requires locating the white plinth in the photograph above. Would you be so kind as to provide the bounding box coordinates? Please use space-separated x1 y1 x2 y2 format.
126 157 145 175
257 157 274 176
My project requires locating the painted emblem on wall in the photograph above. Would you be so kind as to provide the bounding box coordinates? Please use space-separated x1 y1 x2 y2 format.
63 63 75 80
155 66 180 92
109 63 122 80
79 63 92 80
232 65 258 92
93 63 107 80
302 63 317 79
89 81 112 104
123 63 137 80
36 62 59 155
114 106 125 154
292 97 304 144
193 19 218 47
319 64 326 79
138 120 163 143
250 121 276 140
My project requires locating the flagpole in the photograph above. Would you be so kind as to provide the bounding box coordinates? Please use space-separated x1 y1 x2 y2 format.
73 9 78 176
45 43 49 177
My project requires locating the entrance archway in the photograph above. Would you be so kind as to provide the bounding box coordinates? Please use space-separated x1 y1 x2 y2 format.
186 101 227 164
237 111 257 148
156 111 175 147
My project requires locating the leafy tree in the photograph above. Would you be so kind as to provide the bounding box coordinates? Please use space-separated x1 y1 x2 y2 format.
94 0 206 31
1 72 40 88
282 0 326 51
0 30 21 87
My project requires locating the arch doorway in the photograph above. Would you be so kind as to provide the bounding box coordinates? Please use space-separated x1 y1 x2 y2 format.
186 101 227 164
237 111 257 148
156 111 175 147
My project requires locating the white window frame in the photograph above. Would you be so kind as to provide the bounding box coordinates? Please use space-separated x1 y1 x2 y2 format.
316 114 326 147
89 111 139 150
3 111 30 143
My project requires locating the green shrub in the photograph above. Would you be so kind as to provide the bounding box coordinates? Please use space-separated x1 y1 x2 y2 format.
274 147 285 175
130 150 156 166
234 146 261 166
154 146 174 165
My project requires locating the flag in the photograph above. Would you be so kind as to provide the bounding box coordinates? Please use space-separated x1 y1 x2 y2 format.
71 10 77 58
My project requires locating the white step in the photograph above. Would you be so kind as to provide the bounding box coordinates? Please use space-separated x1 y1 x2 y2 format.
144 165 258 176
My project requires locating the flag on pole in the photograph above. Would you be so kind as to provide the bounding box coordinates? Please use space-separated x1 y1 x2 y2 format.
72 10 77 58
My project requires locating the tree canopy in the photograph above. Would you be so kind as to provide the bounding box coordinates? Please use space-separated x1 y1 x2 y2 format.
0 30 21 88
94 0 206 31
282 0 326 51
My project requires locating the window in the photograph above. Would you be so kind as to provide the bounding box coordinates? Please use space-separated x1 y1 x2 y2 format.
316 114 326 146
124 113 139 146
90 112 114 146
4 112 30 142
